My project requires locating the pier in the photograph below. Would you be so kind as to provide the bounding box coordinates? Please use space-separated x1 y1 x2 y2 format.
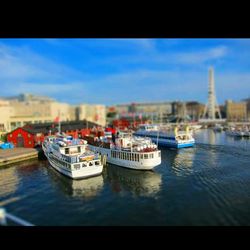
0 148 39 167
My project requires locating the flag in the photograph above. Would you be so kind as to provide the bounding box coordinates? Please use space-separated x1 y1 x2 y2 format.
54 116 59 123
74 130 78 139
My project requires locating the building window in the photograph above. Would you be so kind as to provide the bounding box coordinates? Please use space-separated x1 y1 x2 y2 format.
29 141 31 144
10 134 13 138
18 133 22 137
28 134 31 138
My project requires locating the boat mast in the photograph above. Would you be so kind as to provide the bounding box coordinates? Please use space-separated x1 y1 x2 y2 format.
157 128 159 147
58 110 61 134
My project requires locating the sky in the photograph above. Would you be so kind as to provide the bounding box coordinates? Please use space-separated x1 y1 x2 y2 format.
0 38 249 106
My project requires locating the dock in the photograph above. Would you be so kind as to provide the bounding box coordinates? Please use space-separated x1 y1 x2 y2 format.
0 148 39 167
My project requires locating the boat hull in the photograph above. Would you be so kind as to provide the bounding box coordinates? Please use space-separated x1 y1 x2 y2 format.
42 144 103 179
134 133 195 149
88 145 161 170
47 156 103 179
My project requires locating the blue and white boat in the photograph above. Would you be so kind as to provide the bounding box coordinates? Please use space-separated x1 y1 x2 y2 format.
134 124 195 149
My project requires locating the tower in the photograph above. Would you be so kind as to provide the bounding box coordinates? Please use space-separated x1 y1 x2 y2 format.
202 67 222 120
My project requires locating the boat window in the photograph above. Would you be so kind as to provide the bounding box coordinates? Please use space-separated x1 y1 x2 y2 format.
74 164 80 170
129 153 131 161
144 154 148 159
140 154 143 160
77 146 81 153
89 162 93 166
132 153 134 161
65 148 69 154
158 151 161 157
95 161 99 166
82 163 87 168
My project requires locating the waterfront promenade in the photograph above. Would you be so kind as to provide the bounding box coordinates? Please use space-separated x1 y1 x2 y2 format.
0 148 38 167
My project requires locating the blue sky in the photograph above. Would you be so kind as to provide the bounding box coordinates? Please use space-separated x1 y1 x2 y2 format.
0 38 249 105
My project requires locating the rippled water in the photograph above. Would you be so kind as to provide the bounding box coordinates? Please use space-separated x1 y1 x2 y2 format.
1 129 250 226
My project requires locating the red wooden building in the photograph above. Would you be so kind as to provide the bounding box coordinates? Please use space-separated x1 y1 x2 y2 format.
7 120 100 148
112 118 148 130
7 127 44 148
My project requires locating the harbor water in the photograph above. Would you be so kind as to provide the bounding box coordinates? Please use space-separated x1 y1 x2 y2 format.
1 129 250 226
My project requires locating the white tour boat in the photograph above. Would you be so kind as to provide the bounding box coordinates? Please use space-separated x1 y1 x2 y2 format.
134 124 195 149
42 134 103 179
84 131 161 170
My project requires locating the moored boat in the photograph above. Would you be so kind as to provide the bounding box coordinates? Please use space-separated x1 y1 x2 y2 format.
42 134 103 179
133 124 195 148
84 131 161 170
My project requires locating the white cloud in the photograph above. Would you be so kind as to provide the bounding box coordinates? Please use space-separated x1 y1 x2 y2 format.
177 46 228 64
86 69 250 105
66 38 157 53
94 45 229 70
42 38 61 45
124 39 155 50
0 43 85 82
0 81 89 104
0 41 247 105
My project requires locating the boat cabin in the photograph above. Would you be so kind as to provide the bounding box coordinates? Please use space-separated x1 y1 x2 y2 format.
138 124 158 131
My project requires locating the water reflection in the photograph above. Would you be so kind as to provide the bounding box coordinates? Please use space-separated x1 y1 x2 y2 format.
171 149 194 177
208 130 216 145
194 129 216 145
106 165 162 197
16 160 43 176
47 167 104 199
0 166 19 197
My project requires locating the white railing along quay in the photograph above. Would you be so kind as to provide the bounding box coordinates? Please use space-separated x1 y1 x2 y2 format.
0 207 34 226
